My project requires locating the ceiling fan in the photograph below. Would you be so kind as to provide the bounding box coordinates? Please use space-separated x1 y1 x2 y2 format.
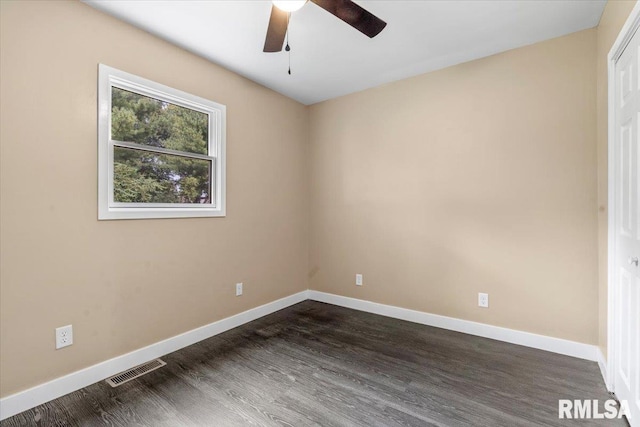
263 0 387 53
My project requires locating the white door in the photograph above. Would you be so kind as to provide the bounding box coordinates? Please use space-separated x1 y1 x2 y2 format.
614 24 640 426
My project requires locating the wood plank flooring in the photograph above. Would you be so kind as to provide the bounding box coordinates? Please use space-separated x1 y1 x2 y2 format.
1 301 624 426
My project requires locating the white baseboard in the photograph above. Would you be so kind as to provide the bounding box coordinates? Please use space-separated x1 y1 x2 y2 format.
597 348 612 391
308 291 599 362
0 289 602 421
0 290 309 421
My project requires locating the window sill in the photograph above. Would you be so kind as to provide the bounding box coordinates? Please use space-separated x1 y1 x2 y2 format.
98 207 226 220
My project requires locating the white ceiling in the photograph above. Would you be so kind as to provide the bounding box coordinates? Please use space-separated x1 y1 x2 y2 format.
84 0 606 105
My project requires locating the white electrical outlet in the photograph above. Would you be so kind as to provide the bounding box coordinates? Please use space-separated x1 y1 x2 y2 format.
355 274 363 286
56 325 73 349
478 293 489 308
236 282 243 296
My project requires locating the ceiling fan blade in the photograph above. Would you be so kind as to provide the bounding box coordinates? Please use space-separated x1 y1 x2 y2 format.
264 5 288 52
310 0 386 38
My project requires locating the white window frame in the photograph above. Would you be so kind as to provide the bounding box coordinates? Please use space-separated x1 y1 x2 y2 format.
98 64 226 220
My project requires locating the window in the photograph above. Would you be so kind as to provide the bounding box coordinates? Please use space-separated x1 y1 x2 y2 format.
98 64 226 220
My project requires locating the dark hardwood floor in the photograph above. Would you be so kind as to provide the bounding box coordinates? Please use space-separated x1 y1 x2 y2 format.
1 301 624 426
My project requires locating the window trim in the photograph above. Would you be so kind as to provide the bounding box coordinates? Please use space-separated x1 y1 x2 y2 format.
98 64 226 220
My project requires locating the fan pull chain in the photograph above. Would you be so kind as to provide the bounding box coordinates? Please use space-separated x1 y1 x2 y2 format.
286 12 291 75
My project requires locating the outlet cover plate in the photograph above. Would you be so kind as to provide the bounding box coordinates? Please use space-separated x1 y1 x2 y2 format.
355 274 363 286
236 282 243 296
56 325 73 349
478 293 489 308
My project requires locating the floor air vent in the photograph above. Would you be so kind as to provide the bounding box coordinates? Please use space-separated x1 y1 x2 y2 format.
105 359 166 387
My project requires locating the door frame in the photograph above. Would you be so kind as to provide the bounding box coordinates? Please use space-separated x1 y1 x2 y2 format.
607 1 640 392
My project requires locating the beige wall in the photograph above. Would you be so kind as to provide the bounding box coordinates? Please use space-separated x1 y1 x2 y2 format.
309 29 599 344
596 0 637 360
0 0 309 397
